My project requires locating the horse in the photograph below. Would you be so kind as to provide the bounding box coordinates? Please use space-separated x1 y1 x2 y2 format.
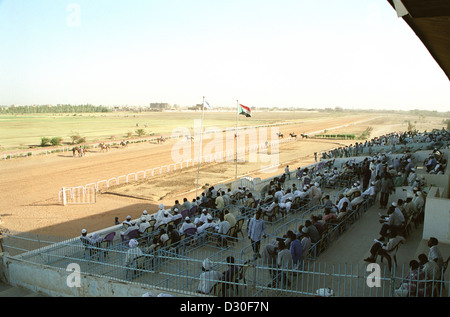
289 133 297 139
120 140 128 147
277 133 284 139
301 134 309 139
72 146 85 157
99 143 110 152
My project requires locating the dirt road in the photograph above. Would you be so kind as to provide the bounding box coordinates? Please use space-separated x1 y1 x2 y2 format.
0 113 442 237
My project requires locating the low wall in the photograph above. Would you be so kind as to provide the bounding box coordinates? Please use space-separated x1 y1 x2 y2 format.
0 254 183 297
423 186 450 244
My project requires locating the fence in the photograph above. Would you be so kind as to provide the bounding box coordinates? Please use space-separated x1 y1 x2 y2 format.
1 228 448 297
59 187 96 205
58 136 297 204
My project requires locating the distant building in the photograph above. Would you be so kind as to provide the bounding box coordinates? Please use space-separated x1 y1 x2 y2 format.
150 103 171 111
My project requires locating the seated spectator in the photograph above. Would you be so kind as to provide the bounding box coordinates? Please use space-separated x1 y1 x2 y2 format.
304 220 320 243
155 210 172 229
197 215 217 234
159 228 170 246
279 198 292 214
122 215 133 228
180 217 196 234
181 198 192 212
322 194 337 213
80 229 98 246
222 190 231 206
427 237 444 273
262 189 274 204
364 229 405 267
311 215 324 236
167 224 180 245
172 200 182 213
120 221 139 241
171 208 183 226
280 189 294 204
261 199 279 219
378 205 404 241
298 227 311 261
336 201 350 220
350 191 365 209
145 237 160 253
323 208 337 223
418 253 440 280
155 204 168 223
195 208 209 226
224 209 236 228
138 216 151 234
394 172 404 187
394 260 426 297
241 192 256 211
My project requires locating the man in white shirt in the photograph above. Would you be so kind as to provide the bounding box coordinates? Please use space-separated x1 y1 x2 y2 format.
337 194 351 211
138 216 151 234
180 217 196 234
195 209 209 226
124 239 144 267
197 215 217 234
274 187 284 202
197 258 221 295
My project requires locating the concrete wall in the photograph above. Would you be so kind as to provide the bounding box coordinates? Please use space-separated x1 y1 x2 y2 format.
423 186 450 244
0 254 183 297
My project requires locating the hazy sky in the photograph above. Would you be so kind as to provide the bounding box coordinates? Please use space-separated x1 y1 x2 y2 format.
0 0 448 111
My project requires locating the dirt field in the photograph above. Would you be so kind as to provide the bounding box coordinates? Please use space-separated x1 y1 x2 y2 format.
0 112 445 238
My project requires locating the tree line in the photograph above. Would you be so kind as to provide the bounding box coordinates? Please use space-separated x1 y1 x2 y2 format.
0 104 111 114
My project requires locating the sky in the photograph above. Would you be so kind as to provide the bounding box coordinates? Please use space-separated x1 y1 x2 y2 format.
0 0 448 111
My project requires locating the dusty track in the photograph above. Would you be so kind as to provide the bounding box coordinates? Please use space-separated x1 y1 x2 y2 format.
0 113 442 237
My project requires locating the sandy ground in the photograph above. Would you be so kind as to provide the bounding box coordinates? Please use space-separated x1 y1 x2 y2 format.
0 113 444 238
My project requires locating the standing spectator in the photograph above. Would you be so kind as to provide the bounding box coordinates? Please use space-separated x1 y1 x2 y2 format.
288 231 303 269
124 239 144 267
304 220 320 243
215 191 225 210
379 173 394 209
197 258 221 295
285 165 290 180
248 210 266 260
220 256 239 296
276 240 293 287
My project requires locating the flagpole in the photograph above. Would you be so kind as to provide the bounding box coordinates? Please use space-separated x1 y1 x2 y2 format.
196 96 205 198
235 100 239 180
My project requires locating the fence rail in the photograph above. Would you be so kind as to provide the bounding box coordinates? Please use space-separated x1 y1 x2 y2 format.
58 136 297 204
1 229 448 297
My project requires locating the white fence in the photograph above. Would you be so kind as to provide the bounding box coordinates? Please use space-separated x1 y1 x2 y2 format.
59 186 97 206
59 137 297 205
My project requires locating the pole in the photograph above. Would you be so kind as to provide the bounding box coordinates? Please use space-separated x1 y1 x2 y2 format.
196 96 205 198
235 100 239 180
